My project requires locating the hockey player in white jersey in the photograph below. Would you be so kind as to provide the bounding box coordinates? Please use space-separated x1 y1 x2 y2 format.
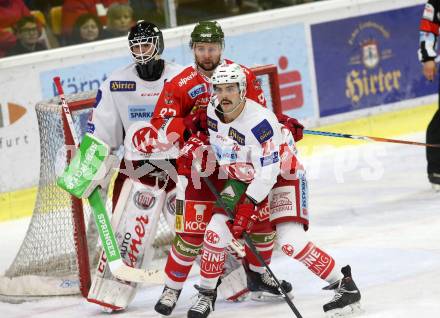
84 20 183 312
186 63 362 318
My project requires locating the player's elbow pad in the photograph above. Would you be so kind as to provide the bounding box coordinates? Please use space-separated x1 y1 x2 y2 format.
57 133 119 198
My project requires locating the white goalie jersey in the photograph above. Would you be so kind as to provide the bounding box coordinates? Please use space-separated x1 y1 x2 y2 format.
207 98 282 204
87 62 183 153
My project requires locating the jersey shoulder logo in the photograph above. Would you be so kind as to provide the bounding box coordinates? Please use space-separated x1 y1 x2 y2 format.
188 83 207 99
207 117 218 131
260 151 279 167
228 127 245 145
251 119 274 144
110 81 136 91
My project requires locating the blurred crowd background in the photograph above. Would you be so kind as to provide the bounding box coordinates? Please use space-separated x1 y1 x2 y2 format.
0 0 324 58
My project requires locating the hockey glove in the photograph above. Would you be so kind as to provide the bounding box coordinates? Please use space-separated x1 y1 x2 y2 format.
229 203 259 239
183 107 208 137
57 133 118 198
177 132 209 176
276 113 304 142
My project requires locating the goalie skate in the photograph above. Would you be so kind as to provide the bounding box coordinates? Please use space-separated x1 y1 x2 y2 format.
323 265 362 318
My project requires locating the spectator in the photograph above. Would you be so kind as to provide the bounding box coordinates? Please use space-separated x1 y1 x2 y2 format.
69 13 103 45
129 0 164 26
103 3 134 38
61 0 128 37
0 0 31 57
6 16 47 56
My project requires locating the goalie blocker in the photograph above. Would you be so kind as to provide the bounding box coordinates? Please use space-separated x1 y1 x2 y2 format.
57 134 160 284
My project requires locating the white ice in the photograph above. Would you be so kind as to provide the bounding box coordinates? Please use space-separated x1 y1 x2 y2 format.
1 132 439 318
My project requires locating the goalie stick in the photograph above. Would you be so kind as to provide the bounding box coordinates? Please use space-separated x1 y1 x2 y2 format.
196 164 303 318
54 76 159 283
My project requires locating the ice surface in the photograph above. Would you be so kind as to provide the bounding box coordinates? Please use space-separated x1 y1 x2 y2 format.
1 132 439 317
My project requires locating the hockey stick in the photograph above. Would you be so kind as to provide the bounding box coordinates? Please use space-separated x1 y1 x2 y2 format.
196 165 303 318
54 76 159 283
303 129 440 148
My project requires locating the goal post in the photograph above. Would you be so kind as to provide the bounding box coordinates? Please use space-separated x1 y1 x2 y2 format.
0 64 282 302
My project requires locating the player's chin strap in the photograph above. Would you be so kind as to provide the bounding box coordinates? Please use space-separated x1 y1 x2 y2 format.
212 97 246 117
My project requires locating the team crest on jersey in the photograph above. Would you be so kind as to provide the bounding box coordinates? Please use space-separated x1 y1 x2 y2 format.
207 117 218 131
188 83 207 99
251 119 274 143
228 127 245 145
110 81 136 91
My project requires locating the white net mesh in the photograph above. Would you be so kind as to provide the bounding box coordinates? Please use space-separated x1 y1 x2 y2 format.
0 91 174 300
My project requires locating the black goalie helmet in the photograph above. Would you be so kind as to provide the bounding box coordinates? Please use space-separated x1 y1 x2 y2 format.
128 20 164 65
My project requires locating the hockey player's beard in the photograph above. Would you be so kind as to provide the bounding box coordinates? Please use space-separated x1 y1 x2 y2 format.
196 58 220 72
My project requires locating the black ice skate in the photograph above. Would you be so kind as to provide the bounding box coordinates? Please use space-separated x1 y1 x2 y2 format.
428 173 440 192
323 265 362 317
154 285 182 316
187 285 217 318
246 269 294 301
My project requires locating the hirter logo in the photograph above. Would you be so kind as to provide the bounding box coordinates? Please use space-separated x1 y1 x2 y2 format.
0 102 27 128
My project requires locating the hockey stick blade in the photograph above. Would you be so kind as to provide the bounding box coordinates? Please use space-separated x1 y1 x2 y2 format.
109 259 164 284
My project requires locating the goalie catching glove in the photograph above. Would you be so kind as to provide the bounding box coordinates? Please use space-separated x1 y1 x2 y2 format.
57 133 118 198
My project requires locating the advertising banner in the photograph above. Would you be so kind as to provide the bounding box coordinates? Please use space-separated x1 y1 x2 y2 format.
312 5 435 117
226 23 314 120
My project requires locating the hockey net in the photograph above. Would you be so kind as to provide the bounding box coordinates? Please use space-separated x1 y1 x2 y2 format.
0 64 282 302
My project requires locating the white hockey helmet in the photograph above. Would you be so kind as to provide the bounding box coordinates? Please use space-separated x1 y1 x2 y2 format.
211 63 247 99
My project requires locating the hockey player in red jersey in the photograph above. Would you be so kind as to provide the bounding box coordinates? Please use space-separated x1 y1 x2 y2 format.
186 63 362 318
150 21 299 316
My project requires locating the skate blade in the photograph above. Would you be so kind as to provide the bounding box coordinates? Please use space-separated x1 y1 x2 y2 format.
325 302 363 318
250 290 294 302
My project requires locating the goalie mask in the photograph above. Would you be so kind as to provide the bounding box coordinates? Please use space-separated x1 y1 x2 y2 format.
211 63 247 114
128 20 165 81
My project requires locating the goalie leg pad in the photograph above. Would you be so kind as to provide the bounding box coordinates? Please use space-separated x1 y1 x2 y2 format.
87 177 166 311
